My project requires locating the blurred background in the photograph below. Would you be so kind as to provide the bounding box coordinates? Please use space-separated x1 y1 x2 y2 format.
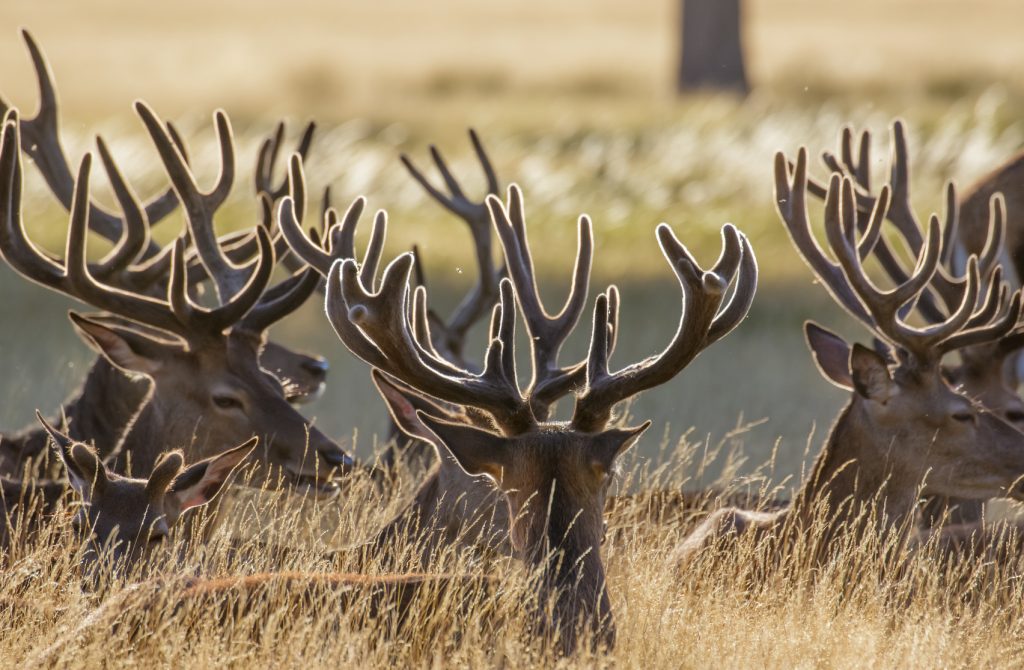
1 0 1022 480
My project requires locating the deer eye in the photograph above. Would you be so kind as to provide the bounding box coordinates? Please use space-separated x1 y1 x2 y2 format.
951 412 974 424
1006 410 1024 424
212 394 244 411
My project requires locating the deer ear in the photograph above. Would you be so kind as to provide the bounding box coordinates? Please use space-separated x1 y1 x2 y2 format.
37 411 107 497
68 312 171 376
804 321 854 390
372 370 464 443
415 410 513 482
590 421 650 478
166 437 256 515
850 343 896 402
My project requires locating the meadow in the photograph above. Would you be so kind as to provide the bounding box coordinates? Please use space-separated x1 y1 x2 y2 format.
2 1 1024 667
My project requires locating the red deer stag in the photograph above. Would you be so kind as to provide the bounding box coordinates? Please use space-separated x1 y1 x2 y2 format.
0 115 352 491
317 182 756 653
803 121 1024 526
671 150 1024 570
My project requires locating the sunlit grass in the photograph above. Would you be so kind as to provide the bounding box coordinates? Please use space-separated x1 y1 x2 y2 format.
4 430 1024 668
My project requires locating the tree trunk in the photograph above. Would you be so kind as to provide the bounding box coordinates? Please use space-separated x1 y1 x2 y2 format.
677 0 749 95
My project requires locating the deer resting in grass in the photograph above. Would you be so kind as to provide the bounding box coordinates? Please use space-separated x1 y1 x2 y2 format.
671 150 1024 571
0 30 330 474
316 181 756 653
33 414 254 571
0 30 330 403
0 114 353 491
803 121 1024 527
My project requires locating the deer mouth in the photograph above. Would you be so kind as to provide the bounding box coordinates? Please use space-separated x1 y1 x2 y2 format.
285 381 327 406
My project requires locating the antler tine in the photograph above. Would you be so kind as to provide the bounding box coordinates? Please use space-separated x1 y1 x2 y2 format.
401 129 506 361
824 174 1001 363
12 30 174 255
774 150 874 325
254 120 316 202
90 135 150 279
135 101 245 300
326 255 533 434
168 226 276 336
706 226 758 345
939 290 1023 355
0 121 189 336
57 154 190 337
487 186 593 416
278 196 334 276
571 222 741 433
1 115 73 289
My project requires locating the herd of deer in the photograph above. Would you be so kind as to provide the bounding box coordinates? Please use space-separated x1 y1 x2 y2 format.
3 29 1024 657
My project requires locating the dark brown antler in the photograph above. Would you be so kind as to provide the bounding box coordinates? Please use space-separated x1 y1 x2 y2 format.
401 130 505 363
276 155 387 286
571 221 757 432
326 254 534 434
808 122 1004 323
255 120 316 202
776 148 1021 367
487 185 592 417
0 30 178 259
135 104 317 335
0 115 278 343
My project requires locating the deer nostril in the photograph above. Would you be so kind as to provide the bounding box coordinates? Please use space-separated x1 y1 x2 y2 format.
301 357 330 378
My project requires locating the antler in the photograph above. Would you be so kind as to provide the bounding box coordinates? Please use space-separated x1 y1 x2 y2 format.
806 122 1005 323
401 129 505 363
0 115 278 343
571 221 757 432
488 185 593 418
326 254 534 434
134 104 318 335
776 148 1021 367
255 120 316 202
0 30 178 260
277 155 387 287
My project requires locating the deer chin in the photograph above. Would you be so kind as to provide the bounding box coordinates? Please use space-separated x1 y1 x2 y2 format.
285 381 327 406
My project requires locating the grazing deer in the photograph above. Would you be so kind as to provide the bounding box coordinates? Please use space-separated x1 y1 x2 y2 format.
671 150 1024 570
0 29 330 409
313 181 756 653
34 414 253 572
0 115 352 491
802 121 1024 526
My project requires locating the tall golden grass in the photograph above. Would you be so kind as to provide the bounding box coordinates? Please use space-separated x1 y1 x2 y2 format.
4 427 1024 668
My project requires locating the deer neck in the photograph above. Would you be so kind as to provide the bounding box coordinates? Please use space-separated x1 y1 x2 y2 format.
789 400 920 540
69 358 151 458
109 387 173 477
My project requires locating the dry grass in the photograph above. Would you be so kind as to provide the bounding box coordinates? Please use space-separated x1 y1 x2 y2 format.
4 432 1024 668
3 3 1024 667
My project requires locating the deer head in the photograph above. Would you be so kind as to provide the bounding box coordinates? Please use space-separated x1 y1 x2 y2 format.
802 122 1024 430
306 181 757 654
37 413 254 572
777 148 1024 506
0 29 328 406
0 113 351 492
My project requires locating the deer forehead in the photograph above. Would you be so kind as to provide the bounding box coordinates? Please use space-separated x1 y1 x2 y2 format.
89 480 170 530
